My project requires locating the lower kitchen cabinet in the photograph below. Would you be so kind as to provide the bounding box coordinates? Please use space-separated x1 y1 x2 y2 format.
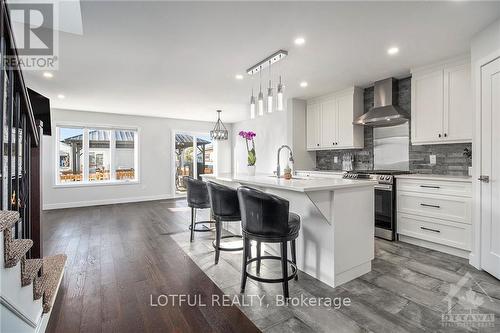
396 176 472 258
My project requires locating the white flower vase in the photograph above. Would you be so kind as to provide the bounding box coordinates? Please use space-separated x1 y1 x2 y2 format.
248 165 256 176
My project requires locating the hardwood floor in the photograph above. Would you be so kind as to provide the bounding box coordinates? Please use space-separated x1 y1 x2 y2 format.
42 200 260 333
43 199 500 333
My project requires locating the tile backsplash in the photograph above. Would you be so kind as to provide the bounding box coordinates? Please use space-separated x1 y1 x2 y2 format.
315 77 472 176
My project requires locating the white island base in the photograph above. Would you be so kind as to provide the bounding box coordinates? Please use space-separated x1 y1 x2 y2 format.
202 174 375 288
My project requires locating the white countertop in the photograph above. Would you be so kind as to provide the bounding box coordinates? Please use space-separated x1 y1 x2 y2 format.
202 173 376 192
395 174 472 182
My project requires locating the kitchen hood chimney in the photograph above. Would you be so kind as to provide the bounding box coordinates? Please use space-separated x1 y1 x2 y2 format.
353 77 408 127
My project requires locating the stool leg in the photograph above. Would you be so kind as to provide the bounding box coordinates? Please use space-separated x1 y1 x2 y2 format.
215 218 222 265
240 237 248 293
256 241 261 275
280 241 289 299
247 240 252 260
291 239 298 281
190 207 195 242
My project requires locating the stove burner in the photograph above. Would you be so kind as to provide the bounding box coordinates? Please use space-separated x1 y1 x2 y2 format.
342 170 410 184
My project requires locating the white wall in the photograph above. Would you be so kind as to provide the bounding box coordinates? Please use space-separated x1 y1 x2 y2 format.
231 98 314 175
43 109 232 209
470 18 500 269
471 19 500 63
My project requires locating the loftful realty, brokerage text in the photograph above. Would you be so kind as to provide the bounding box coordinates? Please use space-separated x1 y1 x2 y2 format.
150 294 351 308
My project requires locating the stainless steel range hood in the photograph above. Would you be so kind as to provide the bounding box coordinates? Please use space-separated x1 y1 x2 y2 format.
353 77 409 127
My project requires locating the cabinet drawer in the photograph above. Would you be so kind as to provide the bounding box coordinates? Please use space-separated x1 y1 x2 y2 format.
397 179 471 197
397 213 471 250
397 191 471 224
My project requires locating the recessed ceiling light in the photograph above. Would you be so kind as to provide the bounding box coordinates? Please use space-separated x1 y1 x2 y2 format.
387 47 399 55
57 94 65 99
235 74 244 80
294 37 305 46
43 72 53 78
300 81 308 88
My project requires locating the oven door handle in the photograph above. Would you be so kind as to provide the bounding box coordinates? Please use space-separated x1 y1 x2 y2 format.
374 184 392 191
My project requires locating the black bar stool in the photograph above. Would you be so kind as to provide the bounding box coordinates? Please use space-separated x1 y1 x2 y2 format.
237 186 300 299
185 176 214 242
206 181 244 264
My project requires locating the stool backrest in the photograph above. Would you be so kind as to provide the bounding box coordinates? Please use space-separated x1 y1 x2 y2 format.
206 181 240 218
237 186 290 237
185 176 210 206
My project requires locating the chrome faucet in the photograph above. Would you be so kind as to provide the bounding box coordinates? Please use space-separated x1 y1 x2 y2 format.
276 145 294 178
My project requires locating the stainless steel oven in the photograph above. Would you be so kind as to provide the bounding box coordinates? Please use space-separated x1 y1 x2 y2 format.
344 171 410 241
374 184 395 240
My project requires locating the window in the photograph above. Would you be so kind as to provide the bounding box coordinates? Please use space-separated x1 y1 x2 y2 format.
56 126 138 185
174 132 214 194
58 127 84 183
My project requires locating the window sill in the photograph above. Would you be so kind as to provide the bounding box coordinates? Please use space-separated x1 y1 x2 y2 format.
53 180 140 188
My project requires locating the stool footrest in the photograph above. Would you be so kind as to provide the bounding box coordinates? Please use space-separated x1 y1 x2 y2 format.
212 235 243 252
245 256 297 283
189 221 215 232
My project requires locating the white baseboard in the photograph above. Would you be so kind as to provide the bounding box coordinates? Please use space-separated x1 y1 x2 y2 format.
399 235 470 259
43 194 180 210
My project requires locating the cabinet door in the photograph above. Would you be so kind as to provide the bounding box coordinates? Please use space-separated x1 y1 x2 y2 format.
411 70 444 144
336 94 354 147
306 103 321 149
443 63 472 142
320 98 337 148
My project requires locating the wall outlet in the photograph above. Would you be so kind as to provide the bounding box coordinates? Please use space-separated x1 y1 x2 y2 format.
334 156 338 164
429 154 437 165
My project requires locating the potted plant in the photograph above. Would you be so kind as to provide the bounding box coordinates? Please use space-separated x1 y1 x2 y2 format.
239 131 256 176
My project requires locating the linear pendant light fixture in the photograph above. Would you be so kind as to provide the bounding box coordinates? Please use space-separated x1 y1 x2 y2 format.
246 50 288 75
246 50 288 118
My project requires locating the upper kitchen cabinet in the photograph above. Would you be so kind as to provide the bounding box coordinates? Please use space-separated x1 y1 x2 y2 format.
306 87 364 151
411 56 472 145
306 101 322 149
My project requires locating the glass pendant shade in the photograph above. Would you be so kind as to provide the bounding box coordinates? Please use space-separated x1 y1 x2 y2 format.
250 95 256 119
277 79 284 111
258 91 264 116
267 79 273 113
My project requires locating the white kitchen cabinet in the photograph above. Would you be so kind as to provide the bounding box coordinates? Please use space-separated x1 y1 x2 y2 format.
396 176 472 258
306 87 364 151
306 102 321 149
444 63 472 142
320 98 337 148
411 56 472 145
411 70 444 143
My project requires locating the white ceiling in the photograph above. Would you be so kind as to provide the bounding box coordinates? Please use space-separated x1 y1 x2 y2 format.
22 1 500 123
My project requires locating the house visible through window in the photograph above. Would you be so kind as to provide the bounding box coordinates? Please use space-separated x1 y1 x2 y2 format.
57 126 138 184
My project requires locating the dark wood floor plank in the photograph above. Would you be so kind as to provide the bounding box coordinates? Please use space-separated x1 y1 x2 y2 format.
44 200 261 333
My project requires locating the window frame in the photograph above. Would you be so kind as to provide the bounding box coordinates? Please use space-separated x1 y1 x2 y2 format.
54 122 140 188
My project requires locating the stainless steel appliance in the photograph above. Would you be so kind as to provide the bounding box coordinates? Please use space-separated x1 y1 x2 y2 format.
343 170 410 240
353 77 409 127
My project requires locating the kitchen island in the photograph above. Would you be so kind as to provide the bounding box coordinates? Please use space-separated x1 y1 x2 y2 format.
201 173 376 288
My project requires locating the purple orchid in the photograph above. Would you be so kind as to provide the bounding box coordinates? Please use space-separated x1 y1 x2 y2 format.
238 131 257 166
